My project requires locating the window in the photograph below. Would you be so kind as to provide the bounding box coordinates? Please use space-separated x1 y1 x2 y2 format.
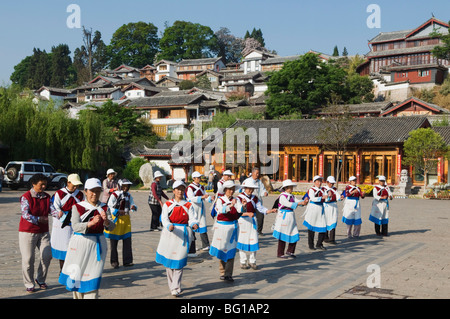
43 165 55 173
159 65 167 71
418 70 429 77
33 165 43 172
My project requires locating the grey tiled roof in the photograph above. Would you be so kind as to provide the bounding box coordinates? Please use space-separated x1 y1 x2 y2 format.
369 29 412 43
432 126 450 144
315 102 393 115
126 94 204 108
178 57 223 66
366 43 445 58
260 55 301 65
230 116 430 146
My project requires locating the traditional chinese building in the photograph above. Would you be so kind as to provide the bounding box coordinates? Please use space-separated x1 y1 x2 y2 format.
223 116 434 186
381 97 450 117
358 17 449 77
176 57 226 81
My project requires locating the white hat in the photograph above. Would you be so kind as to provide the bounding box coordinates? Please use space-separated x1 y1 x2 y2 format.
67 173 83 186
222 180 238 190
172 180 186 189
241 178 259 189
222 170 233 176
154 171 164 179
378 175 386 181
84 178 102 190
349 176 357 181
313 175 323 182
106 168 117 176
326 176 336 184
192 171 202 178
281 179 297 189
119 179 132 187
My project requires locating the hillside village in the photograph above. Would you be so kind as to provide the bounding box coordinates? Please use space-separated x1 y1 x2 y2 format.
30 17 450 190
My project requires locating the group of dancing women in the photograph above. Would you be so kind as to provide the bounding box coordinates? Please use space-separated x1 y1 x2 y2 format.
18 168 392 298
156 170 393 297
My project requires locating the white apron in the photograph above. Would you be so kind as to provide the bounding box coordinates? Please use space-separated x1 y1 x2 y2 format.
50 188 82 260
323 186 339 231
237 216 259 252
186 183 210 233
303 187 327 233
156 224 193 269
209 196 241 262
342 197 362 225
59 202 108 293
236 193 259 252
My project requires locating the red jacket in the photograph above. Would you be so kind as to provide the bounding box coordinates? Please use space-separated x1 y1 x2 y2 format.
217 197 241 222
19 191 51 233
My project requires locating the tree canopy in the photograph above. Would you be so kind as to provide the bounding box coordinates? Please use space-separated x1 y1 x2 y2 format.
265 52 374 119
108 22 160 69
403 128 449 184
157 20 219 62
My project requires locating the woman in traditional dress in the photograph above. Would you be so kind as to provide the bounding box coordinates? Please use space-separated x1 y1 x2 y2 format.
369 175 393 236
341 176 365 239
50 174 84 271
104 178 137 268
210 169 233 218
323 176 339 245
303 176 329 250
155 180 199 297
186 171 214 252
273 179 308 258
209 180 244 282
237 178 276 269
59 178 115 299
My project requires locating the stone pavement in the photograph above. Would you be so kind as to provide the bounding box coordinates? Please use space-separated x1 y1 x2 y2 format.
0 188 449 300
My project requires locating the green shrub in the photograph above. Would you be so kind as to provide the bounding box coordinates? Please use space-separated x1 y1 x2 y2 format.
123 157 148 184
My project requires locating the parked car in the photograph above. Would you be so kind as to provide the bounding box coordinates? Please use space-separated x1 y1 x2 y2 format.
3 161 67 190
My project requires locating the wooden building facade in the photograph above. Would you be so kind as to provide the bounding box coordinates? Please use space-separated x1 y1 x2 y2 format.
222 117 437 185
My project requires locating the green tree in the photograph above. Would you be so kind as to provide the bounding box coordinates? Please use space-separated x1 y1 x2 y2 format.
195 75 212 90
92 100 155 145
179 80 195 90
123 157 148 184
50 44 73 87
0 87 121 173
403 128 448 186
158 20 219 62
265 53 347 118
332 45 339 56
431 20 450 60
342 47 348 57
108 22 160 69
10 56 32 88
245 28 265 47
28 48 51 89
345 73 374 104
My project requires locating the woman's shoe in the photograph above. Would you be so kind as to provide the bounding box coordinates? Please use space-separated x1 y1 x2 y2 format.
35 279 48 289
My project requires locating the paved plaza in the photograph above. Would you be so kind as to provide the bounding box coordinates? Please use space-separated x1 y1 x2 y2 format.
0 188 449 300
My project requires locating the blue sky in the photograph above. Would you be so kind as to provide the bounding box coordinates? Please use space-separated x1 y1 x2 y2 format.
0 0 449 85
